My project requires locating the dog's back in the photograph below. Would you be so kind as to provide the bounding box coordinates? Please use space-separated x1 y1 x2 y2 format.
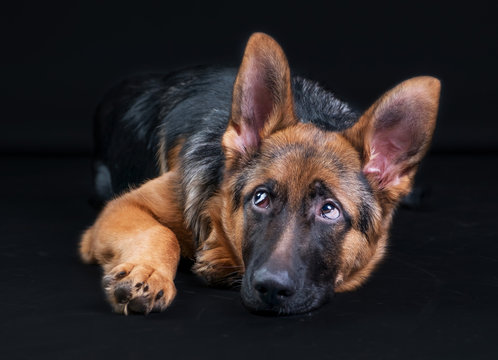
93 66 359 202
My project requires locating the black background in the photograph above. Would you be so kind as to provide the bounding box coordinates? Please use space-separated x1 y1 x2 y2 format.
2 0 497 153
1 1 498 359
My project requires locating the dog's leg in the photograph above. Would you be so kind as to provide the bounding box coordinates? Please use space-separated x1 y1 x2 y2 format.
79 172 191 314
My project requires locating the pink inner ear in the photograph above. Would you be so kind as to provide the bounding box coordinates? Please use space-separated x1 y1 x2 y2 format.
364 129 408 187
236 60 275 151
364 98 425 188
234 121 262 152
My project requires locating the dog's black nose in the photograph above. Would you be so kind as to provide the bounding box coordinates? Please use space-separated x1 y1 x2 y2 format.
252 267 296 307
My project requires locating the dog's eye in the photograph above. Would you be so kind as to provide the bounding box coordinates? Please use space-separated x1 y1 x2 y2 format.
253 190 270 209
320 203 340 220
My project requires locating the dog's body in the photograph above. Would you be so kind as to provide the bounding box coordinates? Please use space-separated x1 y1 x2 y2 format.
80 33 440 315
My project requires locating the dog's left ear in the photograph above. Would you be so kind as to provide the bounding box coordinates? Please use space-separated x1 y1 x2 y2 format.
343 76 441 202
223 33 296 161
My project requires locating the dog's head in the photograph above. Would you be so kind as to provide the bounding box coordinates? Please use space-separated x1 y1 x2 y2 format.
197 33 440 314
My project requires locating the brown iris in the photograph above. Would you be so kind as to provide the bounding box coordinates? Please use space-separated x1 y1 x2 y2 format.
253 190 270 209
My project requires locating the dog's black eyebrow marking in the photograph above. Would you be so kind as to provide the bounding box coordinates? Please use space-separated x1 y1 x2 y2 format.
233 171 248 211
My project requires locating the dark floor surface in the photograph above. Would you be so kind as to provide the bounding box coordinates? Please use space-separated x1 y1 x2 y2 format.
1 153 497 359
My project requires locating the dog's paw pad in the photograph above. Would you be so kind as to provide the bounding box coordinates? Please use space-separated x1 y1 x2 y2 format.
103 263 176 315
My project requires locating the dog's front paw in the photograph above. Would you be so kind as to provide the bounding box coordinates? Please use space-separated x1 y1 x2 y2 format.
102 263 176 315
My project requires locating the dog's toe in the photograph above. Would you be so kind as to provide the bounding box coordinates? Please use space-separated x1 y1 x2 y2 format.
114 284 133 304
127 296 150 314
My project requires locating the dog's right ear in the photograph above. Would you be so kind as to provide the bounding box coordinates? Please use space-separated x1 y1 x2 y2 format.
342 76 440 204
222 33 297 163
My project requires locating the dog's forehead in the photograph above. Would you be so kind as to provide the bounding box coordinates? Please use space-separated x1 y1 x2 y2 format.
262 125 359 177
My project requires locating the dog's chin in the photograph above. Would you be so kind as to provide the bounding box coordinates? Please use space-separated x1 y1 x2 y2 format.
243 298 328 316
240 285 332 316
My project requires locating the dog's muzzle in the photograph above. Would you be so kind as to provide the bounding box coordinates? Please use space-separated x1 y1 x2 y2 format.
241 263 329 315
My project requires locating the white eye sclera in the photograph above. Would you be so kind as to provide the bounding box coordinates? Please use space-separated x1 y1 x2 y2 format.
321 203 340 220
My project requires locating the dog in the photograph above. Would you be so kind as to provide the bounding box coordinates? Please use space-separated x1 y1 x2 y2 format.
79 33 440 315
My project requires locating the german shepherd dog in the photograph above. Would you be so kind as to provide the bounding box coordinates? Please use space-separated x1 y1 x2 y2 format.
80 33 440 315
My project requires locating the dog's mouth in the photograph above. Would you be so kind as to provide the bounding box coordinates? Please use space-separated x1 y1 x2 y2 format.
240 273 332 315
